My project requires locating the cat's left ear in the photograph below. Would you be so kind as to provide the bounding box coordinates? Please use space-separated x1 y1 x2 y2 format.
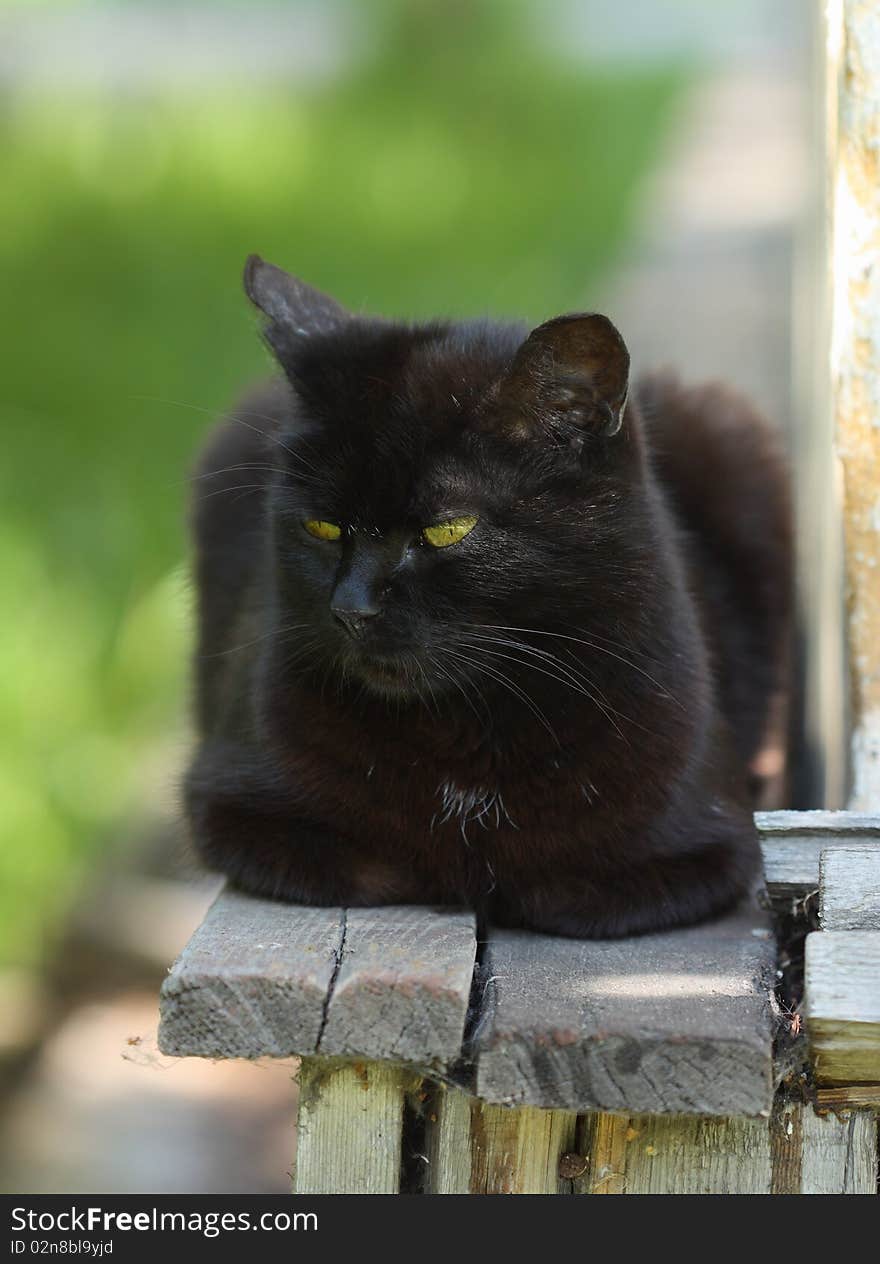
243 255 349 357
493 313 630 443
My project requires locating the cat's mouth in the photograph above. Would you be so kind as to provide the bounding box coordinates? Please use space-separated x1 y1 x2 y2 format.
351 651 422 698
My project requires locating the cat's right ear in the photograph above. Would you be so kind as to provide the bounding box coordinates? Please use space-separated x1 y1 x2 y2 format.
243 255 349 358
488 312 630 446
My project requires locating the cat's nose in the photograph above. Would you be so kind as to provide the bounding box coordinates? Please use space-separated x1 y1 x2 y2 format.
331 604 379 639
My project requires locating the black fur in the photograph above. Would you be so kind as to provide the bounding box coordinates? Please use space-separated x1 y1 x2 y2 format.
184 256 792 937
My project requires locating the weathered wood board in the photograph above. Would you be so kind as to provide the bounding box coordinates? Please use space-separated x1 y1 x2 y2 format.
426 1083 577 1194
474 892 777 1116
159 816 877 1068
805 930 880 1083
578 1112 773 1194
158 892 344 1058
820 846 880 930
756 811 880 900
294 1060 410 1194
815 1084 880 1108
829 0 880 810
796 1106 878 1193
427 1093 878 1194
572 1102 876 1194
317 906 476 1065
159 891 476 1066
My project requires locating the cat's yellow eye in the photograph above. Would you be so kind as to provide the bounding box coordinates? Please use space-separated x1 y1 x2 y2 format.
304 519 342 542
422 515 478 549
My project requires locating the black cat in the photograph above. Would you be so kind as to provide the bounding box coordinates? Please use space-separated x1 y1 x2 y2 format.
184 256 792 937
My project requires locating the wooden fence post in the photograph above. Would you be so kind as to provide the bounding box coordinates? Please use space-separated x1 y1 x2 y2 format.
426 1085 577 1194
829 0 880 809
294 1060 410 1194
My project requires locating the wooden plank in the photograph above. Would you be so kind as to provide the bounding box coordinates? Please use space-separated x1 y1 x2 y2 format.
571 1102 877 1194
474 893 776 1116
468 1102 577 1194
770 1099 877 1193
805 930 880 1083
574 1113 630 1194
815 1084 880 1109
820 847 880 930
318 907 476 1067
756 810 880 899
756 809 880 834
425 1085 576 1193
576 1113 772 1194
828 0 880 808
158 891 344 1058
425 1083 473 1194
800 1107 877 1193
293 1059 407 1194
159 894 476 1066
792 0 848 811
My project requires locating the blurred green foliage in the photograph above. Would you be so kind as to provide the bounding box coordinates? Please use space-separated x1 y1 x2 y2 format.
0 0 684 968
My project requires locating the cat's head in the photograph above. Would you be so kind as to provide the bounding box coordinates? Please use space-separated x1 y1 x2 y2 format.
245 255 646 702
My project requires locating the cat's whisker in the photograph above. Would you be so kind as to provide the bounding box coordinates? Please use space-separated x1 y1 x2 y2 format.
426 650 490 730
139 394 324 477
557 620 680 673
181 462 327 493
135 394 300 454
459 633 673 743
460 634 628 735
464 641 618 715
192 482 271 503
134 394 285 433
455 638 630 743
184 462 283 485
198 622 309 659
412 656 442 719
464 621 685 709
442 646 561 747
455 631 617 709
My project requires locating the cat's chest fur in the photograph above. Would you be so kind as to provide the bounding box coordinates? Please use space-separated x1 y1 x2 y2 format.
270 684 628 851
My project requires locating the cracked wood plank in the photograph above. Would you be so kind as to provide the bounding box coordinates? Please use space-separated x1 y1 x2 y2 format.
158 890 476 1066
820 845 880 929
317 906 477 1066
473 890 776 1115
756 810 880 899
157 890 344 1058
805 929 880 1083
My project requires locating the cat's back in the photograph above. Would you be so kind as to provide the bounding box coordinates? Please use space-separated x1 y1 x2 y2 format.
190 378 291 730
635 372 793 795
